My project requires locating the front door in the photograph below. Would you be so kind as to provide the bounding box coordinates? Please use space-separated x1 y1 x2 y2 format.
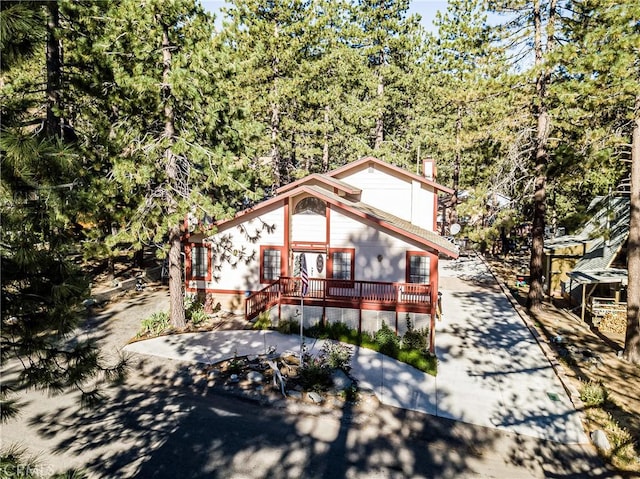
293 251 326 279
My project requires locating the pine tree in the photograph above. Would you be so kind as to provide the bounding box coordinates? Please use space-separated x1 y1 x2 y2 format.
348 0 423 163
100 0 256 327
560 0 640 363
1 0 126 417
422 0 511 229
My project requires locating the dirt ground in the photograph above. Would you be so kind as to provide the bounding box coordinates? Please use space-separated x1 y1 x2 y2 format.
485 255 640 473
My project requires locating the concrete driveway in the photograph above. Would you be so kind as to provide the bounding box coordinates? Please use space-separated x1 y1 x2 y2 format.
125 256 588 444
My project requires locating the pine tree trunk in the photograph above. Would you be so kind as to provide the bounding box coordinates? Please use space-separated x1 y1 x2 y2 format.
271 22 282 187
452 105 462 225
323 105 330 172
374 73 384 150
168 224 185 328
624 96 640 363
45 2 62 139
527 0 555 311
161 18 186 329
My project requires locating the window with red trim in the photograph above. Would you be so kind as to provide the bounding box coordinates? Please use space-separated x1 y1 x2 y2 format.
328 248 355 281
407 252 430 284
191 246 209 279
260 246 283 282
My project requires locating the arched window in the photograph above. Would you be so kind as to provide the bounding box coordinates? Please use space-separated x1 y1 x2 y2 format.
294 197 326 216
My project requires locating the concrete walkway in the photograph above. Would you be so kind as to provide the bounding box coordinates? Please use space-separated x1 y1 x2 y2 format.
124 256 588 445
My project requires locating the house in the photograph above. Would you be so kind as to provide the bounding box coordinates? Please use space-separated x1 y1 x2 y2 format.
543 195 629 324
184 156 459 352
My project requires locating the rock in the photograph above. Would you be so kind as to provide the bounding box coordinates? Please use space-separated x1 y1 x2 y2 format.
247 371 264 384
229 374 239 383
332 370 353 390
307 391 323 404
207 370 220 380
591 430 611 452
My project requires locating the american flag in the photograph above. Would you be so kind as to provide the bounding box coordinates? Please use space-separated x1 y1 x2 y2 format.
300 253 309 297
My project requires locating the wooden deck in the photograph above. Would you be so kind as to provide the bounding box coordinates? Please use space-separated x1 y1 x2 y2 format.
245 277 434 322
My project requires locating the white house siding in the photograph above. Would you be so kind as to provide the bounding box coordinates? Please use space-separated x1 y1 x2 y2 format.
361 310 396 335
291 211 326 243
338 166 413 223
330 208 428 283
188 204 285 294
280 304 323 328
325 308 360 332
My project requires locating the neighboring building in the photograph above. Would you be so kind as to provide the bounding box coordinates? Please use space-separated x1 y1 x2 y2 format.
184 156 459 351
544 195 629 323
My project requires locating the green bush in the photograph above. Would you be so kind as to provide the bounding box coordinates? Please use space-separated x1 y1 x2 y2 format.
253 311 272 330
299 355 332 391
374 322 400 358
299 322 435 376
185 295 209 326
580 380 608 406
139 311 170 337
277 319 300 335
402 316 428 351
189 307 209 327
322 341 353 371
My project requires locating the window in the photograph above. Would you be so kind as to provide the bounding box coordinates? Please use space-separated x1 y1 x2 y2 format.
408 253 430 284
191 246 208 279
294 197 326 216
328 248 354 280
261 246 282 282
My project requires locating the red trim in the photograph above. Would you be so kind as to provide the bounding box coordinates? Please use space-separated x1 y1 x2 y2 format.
326 204 331 246
259 245 285 283
185 243 212 281
276 173 361 195
208 168 458 259
283 199 290 276
291 241 326 251
299 186 457 258
328 247 355 281
328 156 454 195
405 250 433 284
433 189 438 232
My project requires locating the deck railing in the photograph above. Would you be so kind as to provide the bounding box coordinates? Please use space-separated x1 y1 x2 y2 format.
245 277 432 321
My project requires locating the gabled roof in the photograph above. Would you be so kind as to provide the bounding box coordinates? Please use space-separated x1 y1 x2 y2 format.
573 196 629 272
212 169 459 259
328 156 455 195
301 185 459 258
275 173 361 196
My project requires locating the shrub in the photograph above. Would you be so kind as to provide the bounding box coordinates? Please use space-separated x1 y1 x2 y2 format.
299 355 332 391
402 315 427 351
184 295 209 327
580 380 608 406
189 307 209 327
322 341 353 371
374 322 400 358
306 321 359 342
277 319 300 335
253 311 272 330
139 311 170 337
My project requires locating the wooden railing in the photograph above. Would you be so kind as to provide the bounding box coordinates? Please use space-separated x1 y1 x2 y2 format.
245 277 432 321
245 281 281 321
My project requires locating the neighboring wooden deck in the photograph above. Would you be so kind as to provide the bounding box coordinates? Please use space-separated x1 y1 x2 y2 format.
245 277 433 322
